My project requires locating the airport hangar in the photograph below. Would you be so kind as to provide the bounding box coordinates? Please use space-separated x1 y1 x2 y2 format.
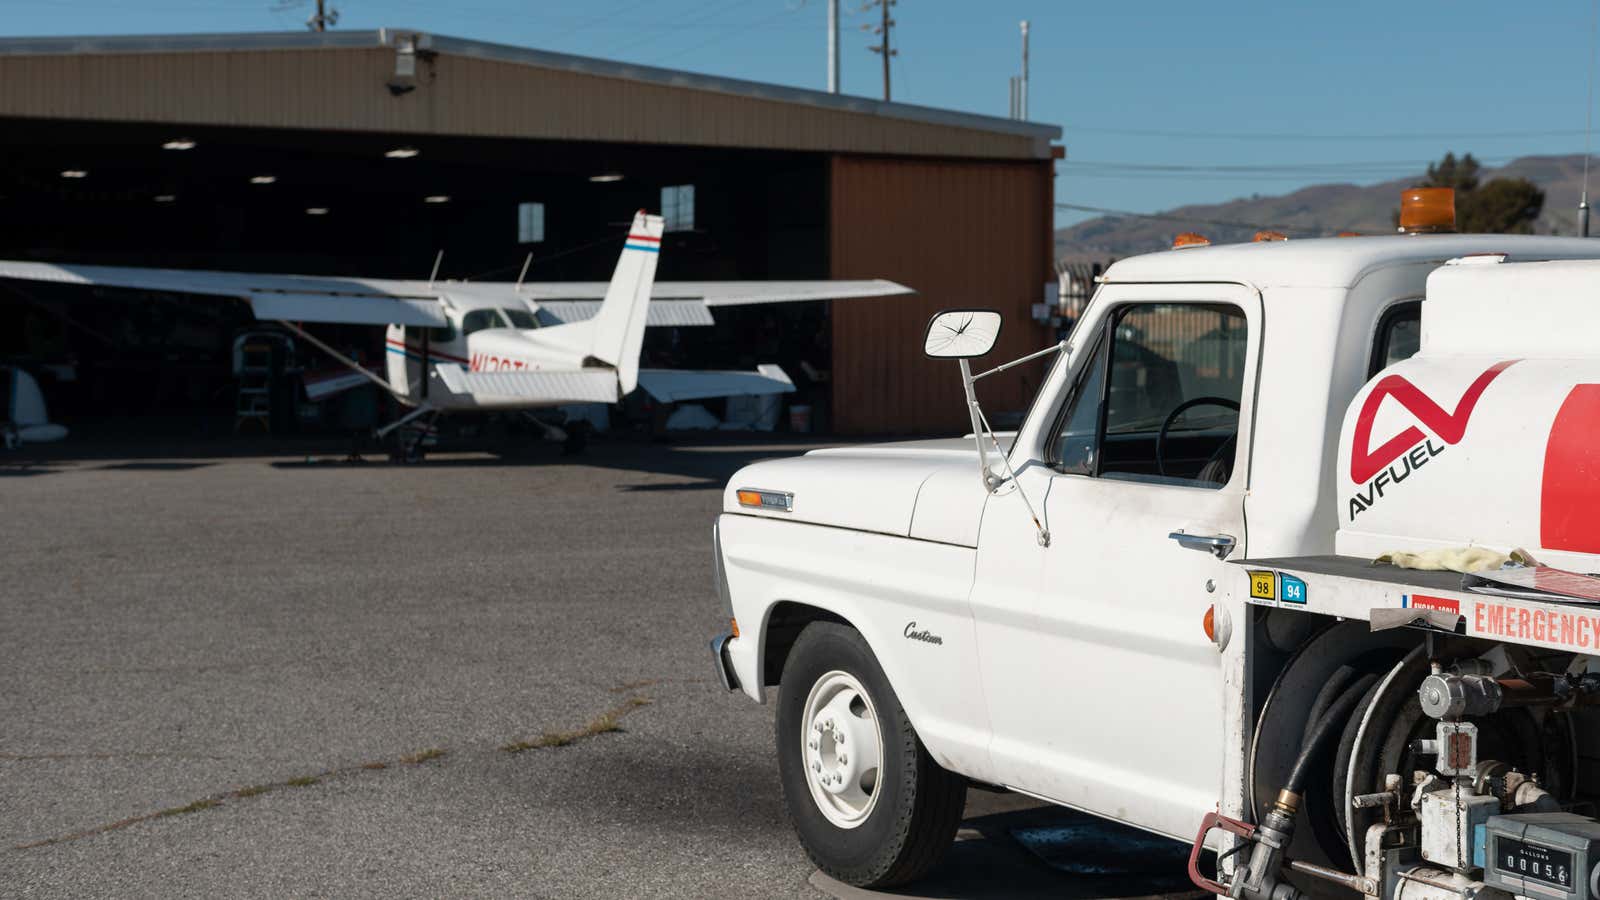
0 29 1062 436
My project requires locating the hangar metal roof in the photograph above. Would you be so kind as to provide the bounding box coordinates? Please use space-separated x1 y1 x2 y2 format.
0 28 1062 160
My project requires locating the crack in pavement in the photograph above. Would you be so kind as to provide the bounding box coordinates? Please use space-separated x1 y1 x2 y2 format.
0 751 232 762
500 696 652 753
12 683 659 851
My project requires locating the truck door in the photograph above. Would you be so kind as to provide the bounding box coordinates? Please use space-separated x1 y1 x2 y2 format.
969 282 1261 841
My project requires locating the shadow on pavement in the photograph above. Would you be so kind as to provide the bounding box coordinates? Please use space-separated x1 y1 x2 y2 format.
812 791 1204 900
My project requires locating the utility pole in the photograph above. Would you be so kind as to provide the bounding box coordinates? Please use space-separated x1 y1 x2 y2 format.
1019 20 1030 120
827 0 839 93
866 0 896 102
307 0 338 32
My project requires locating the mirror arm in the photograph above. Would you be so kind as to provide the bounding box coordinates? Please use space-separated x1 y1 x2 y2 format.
959 358 1052 548
970 340 1067 382
958 358 993 489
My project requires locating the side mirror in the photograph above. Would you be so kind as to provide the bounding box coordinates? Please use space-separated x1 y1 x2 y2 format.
923 309 1002 359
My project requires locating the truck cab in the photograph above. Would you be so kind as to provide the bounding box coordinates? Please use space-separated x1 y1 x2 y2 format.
712 224 1600 896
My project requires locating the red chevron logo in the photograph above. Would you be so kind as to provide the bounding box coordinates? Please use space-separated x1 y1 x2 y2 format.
1349 360 1517 485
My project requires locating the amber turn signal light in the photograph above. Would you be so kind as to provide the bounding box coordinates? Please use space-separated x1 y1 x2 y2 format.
730 617 740 639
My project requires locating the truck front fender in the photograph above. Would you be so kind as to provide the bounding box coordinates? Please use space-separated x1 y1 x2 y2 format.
717 514 993 780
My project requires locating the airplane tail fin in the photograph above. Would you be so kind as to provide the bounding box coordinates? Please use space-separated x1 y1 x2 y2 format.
587 210 664 394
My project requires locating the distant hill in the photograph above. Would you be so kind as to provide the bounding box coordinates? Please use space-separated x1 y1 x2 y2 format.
1056 154 1597 262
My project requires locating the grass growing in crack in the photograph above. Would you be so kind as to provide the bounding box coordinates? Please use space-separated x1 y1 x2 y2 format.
233 785 271 798
501 697 652 754
156 798 219 817
284 776 320 787
361 761 388 770
398 748 447 765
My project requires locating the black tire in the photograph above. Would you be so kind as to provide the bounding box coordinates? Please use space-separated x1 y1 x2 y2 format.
776 621 966 888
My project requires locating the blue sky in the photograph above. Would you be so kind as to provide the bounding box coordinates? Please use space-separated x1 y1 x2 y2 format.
5 0 1600 228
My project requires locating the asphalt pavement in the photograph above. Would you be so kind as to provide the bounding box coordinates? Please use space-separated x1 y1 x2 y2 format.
1 435 1203 898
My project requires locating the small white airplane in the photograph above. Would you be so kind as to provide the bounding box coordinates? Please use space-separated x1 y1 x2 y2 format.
0 210 913 457
2 365 68 448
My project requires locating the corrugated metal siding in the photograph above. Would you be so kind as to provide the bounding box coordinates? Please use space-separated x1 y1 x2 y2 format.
829 155 1054 435
0 49 1043 159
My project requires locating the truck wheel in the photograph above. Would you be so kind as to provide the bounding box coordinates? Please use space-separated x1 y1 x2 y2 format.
776 621 965 888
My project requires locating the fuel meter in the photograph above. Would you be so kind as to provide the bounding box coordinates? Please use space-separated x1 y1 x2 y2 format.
1484 813 1600 899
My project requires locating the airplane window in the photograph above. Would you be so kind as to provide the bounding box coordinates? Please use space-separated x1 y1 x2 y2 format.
501 307 539 329
462 309 502 335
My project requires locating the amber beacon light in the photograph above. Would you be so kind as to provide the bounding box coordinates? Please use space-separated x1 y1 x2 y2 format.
1172 232 1211 249
1398 187 1455 234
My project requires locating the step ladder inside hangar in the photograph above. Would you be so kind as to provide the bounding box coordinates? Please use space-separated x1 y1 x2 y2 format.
233 331 293 434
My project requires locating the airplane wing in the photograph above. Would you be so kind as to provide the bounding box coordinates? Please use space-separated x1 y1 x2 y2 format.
635 364 795 403
536 299 714 328
520 279 914 306
0 261 447 327
433 365 619 404
0 260 911 324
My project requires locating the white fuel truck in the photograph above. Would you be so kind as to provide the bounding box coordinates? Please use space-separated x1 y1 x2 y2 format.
710 195 1600 899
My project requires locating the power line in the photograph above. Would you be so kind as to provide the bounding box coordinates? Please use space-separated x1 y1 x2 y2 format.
1054 201 1388 236
1061 156 1514 174
648 4 802 65
1070 125 1593 142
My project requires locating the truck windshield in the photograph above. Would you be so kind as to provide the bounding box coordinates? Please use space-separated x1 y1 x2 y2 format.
1053 302 1247 488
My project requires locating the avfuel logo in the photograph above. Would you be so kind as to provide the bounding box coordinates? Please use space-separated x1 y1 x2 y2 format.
1347 360 1516 521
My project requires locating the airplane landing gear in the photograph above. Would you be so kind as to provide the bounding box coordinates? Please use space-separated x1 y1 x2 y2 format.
375 405 438 463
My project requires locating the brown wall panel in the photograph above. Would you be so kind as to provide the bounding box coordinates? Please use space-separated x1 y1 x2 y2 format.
829 155 1054 435
0 49 1045 160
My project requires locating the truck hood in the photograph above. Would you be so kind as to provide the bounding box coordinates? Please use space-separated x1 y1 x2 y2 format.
722 438 989 544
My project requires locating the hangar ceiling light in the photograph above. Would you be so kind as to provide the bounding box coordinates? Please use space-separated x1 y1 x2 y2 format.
154 194 176 203
589 173 624 183
162 138 197 150
305 207 330 215
424 195 450 204
384 147 420 159
60 170 88 179
249 175 277 184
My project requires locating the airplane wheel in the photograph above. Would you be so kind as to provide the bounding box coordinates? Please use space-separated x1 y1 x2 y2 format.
776 622 965 888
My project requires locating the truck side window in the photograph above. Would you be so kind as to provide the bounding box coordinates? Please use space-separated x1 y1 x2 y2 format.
1055 334 1108 475
1052 302 1247 488
1369 300 1421 376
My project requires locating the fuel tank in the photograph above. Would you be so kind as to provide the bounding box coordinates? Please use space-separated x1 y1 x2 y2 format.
1335 259 1600 569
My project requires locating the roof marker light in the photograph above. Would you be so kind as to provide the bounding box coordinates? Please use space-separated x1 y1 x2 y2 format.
589 173 625 183
60 170 88 179
1398 187 1455 234
384 147 420 159
1253 230 1287 242
162 138 197 150
250 175 277 185
1172 231 1210 249
1337 231 1364 237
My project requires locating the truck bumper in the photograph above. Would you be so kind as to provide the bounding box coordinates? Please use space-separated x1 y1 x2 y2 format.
710 632 740 692
710 632 763 702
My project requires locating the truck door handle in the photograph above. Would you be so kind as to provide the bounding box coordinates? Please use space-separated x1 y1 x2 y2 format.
1168 530 1236 560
